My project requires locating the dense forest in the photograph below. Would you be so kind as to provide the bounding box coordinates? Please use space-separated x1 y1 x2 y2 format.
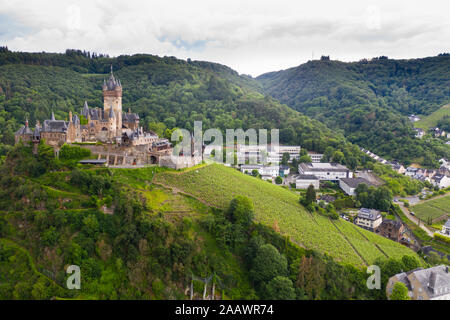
257 55 450 166
0 48 370 170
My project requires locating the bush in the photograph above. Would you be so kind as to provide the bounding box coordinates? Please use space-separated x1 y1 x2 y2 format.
434 233 450 245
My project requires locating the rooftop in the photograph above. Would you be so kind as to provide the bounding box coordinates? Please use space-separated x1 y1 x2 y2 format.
357 208 381 221
340 177 373 188
299 162 349 172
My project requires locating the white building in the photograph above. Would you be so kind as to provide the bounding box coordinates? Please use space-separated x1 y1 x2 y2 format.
441 220 450 237
432 174 450 189
240 164 262 174
267 145 301 164
339 177 373 196
236 145 267 164
307 152 324 163
405 167 419 177
260 165 280 177
240 164 279 178
355 208 382 232
294 174 320 189
298 162 352 181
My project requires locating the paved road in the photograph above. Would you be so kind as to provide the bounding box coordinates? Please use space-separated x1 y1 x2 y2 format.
397 202 434 237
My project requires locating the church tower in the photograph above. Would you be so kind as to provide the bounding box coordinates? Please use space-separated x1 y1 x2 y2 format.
102 66 122 142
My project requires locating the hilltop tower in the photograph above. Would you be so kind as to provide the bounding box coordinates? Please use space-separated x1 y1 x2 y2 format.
102 65 122 142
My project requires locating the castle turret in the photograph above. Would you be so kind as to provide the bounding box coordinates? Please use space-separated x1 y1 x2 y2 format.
103 65 122 142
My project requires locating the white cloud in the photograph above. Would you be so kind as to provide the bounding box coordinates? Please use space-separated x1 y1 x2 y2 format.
0 0 449 76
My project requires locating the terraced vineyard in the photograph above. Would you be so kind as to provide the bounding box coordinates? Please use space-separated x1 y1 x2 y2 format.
153 164 419 266
411 194 450 222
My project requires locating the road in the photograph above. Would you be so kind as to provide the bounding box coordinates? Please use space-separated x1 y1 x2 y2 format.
397 202 434 237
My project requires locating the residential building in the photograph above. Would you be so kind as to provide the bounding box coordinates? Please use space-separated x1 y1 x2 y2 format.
405 167 419 177
386 265 450 300
389 162 406 174
317 195 336 205
441 220 450 237
236 145 267 164
414 128 425 139
339 177 373 196
355 208 382 232
307 152 323 163
294 174 320 190
432 174 450 189
408 114 421 122
378 219 404 242
298 162 352 181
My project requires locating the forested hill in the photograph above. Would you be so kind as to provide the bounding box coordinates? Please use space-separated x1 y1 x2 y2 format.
0 48 367 169
257 55 450 166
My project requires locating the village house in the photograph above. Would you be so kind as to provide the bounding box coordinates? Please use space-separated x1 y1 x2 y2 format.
298 162 352 181
240 164 279 178
354 208 382 232
317 194 336 205
414 128 425 139
377 219 404 242
389 161 406 174
339 177 373 196
432 174 450 189
405 166 419 177
408 114 421 122
387 265 450 300
441 219 450 237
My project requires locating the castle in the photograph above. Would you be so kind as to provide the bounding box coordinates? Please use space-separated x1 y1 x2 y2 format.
15 67 163 148
13 67 204 168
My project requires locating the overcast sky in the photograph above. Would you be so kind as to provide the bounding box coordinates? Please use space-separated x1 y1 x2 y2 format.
0 0 449 76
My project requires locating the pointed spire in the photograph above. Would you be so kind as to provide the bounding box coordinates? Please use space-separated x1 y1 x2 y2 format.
69 110 73 123
51 110 55 121
25 116 29 127
110 64 113 74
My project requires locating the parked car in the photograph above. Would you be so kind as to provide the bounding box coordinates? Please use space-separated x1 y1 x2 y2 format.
410 212 415 216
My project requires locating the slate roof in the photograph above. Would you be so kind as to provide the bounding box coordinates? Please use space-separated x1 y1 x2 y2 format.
42 119 68 132
357 208 381 221
340 177 372 188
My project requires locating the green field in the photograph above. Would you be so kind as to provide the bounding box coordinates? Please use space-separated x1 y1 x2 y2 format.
414 104 450 129
146 164 419 266
411 194 450 222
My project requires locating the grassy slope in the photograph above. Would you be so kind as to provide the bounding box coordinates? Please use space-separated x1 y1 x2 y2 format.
149 164 418 267
414 104 450 129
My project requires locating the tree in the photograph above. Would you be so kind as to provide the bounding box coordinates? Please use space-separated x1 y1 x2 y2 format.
264 276 296 300
275 176 283 184
251 169 259 177
298 155 312 163
250 244 288 283
390 282 410 300
305 184 316 205
227 196 254 229
281 152 290 166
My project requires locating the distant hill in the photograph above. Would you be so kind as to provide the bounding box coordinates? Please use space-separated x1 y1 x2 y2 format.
414 104 450 130
0 49 368 170
257 56 450 166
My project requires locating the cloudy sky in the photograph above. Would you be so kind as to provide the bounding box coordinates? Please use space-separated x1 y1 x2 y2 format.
0 0 449 76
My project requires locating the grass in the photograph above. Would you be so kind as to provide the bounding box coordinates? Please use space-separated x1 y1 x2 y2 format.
147 163 419 267
414 104 450 129
411 194 450 222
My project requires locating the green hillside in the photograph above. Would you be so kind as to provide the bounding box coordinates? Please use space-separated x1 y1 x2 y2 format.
0 50 370 172
257 56 450 166
411 194 450 222
2 142 426 300
152 163 418 266
414 104 450 129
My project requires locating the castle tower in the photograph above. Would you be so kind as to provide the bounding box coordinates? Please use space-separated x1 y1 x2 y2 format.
102 65 122 142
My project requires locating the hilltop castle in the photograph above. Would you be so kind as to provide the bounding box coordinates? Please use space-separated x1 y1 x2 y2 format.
15 67 161 147
12 67 205 168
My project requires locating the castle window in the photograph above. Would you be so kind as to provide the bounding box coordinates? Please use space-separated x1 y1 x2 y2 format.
102 127 108 131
